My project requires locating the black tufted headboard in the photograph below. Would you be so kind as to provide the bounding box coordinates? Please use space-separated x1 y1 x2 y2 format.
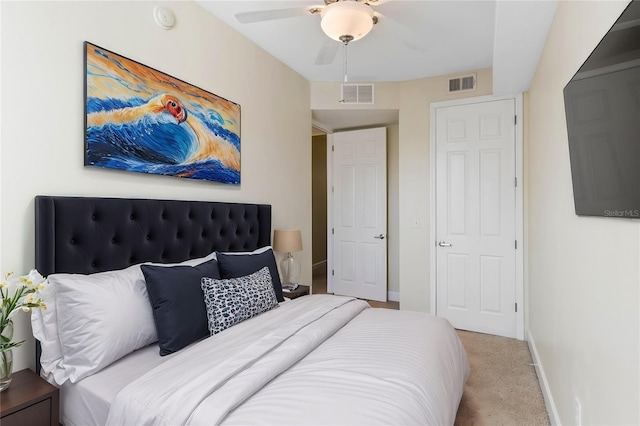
35 196 271 277
34 196 272 372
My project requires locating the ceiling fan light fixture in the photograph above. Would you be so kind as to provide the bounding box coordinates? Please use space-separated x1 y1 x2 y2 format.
320 1 374 42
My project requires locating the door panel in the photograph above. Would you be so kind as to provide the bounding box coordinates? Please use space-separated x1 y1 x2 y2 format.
436 99 516 338
332 127 387 302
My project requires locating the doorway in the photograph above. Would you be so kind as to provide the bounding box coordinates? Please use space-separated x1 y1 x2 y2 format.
331 127 388 302
430 95 524 339
310 111 400 308
311 130 329 294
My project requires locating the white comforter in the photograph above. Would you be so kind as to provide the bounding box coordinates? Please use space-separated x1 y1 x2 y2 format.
107 295 469 425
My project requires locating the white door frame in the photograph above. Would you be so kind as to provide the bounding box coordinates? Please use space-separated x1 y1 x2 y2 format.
312 119 335 294
429 94 525 340
326 132 335 294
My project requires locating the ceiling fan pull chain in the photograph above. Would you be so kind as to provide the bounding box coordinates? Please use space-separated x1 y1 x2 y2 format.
343 41 348 83
339 34 353 83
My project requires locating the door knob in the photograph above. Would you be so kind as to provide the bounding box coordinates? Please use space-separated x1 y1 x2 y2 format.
438 241 452 247
374 234 386 240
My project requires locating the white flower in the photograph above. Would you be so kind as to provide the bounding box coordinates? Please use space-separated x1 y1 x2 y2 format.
1 269 48 352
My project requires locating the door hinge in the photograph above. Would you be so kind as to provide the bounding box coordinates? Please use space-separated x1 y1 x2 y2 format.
332 145 335 152
332 186 334 193
332 269 335 276
514 115 517 125
515 177 518 187
515 303 518 312
332 228 334 235
515 240 518 249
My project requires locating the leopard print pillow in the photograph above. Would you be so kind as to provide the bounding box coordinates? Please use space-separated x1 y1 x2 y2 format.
201 266 279 335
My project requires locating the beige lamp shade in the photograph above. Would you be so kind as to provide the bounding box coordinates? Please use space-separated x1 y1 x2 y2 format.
273 229 303 253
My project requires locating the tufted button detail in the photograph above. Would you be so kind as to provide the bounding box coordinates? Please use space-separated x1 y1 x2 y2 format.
146 235 151 241
91 261 97 267
91 214 97 220
70 238 76 245
111 238 116 244
130 214 135 220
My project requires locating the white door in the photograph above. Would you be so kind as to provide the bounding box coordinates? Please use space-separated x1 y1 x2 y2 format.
435 99 517 338
332 127 387 302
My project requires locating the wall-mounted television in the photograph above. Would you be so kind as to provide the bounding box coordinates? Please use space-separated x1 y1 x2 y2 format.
563 0 640 219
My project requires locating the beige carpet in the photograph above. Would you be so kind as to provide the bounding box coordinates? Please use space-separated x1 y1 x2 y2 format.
455 330 550 426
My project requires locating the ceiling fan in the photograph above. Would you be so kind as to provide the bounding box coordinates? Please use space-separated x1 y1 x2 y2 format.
235 0 414 67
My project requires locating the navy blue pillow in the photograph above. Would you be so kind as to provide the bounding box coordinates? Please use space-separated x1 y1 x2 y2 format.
216 249 284 302
141 259 220 356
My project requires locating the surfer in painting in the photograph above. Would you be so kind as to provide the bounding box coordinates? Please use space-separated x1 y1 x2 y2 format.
87 93 240 171
87 93 188 126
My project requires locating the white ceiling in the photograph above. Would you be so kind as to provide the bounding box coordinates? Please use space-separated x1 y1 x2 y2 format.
196 0 558 131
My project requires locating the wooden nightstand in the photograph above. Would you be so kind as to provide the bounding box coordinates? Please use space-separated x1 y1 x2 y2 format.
282 284 310 299
0 368 59 426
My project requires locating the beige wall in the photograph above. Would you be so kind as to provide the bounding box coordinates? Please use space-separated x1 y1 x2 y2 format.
312 135 327 267
1 0 311 372
527 1 639 424
311 68 492 307
397 69 494 311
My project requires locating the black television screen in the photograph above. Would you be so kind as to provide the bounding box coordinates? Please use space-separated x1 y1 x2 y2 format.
563 0 640 218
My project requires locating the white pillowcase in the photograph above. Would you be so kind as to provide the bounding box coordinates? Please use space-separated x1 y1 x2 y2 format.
52 265 155 384
32 251 217 385
30 282 63 377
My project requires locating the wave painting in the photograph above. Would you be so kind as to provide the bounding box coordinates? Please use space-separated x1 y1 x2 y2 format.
84 42 240 184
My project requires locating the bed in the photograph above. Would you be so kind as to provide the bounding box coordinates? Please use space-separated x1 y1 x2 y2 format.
33 195 469 425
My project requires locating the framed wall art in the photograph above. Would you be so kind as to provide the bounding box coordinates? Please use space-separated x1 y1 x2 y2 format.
84 42 241 184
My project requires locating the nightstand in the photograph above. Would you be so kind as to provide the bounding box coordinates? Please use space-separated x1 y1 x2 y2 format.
0 368 59 426
282 284 310 299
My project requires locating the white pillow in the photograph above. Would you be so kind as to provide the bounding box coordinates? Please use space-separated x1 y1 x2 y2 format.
32 252 216 385
31 282 63 377
51 264 155 384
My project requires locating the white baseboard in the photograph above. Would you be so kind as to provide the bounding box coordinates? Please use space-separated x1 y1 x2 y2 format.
528 329 561 426
388 291 399 302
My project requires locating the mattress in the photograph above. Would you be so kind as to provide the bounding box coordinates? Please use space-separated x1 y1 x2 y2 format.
55 343 168 426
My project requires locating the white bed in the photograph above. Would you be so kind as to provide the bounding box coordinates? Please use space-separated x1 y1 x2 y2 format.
54 296 467 425
33 196 469 425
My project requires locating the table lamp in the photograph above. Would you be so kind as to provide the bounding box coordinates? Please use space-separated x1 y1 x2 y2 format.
273 229 302 289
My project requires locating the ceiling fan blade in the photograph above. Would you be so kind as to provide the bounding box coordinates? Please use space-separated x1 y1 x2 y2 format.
235 7 315 24
315 40 340 65
375 12 427 52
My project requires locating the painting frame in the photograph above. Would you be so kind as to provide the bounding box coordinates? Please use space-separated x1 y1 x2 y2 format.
84 41 241 185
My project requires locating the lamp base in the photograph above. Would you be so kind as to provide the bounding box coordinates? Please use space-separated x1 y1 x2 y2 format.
280 252 300 286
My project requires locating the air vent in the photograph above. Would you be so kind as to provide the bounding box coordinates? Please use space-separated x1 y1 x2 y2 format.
341 84 374 104
448 73 476 93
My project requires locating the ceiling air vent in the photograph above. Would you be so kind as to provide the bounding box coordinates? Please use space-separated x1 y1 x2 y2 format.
341 84 374 104
448 73 476 93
